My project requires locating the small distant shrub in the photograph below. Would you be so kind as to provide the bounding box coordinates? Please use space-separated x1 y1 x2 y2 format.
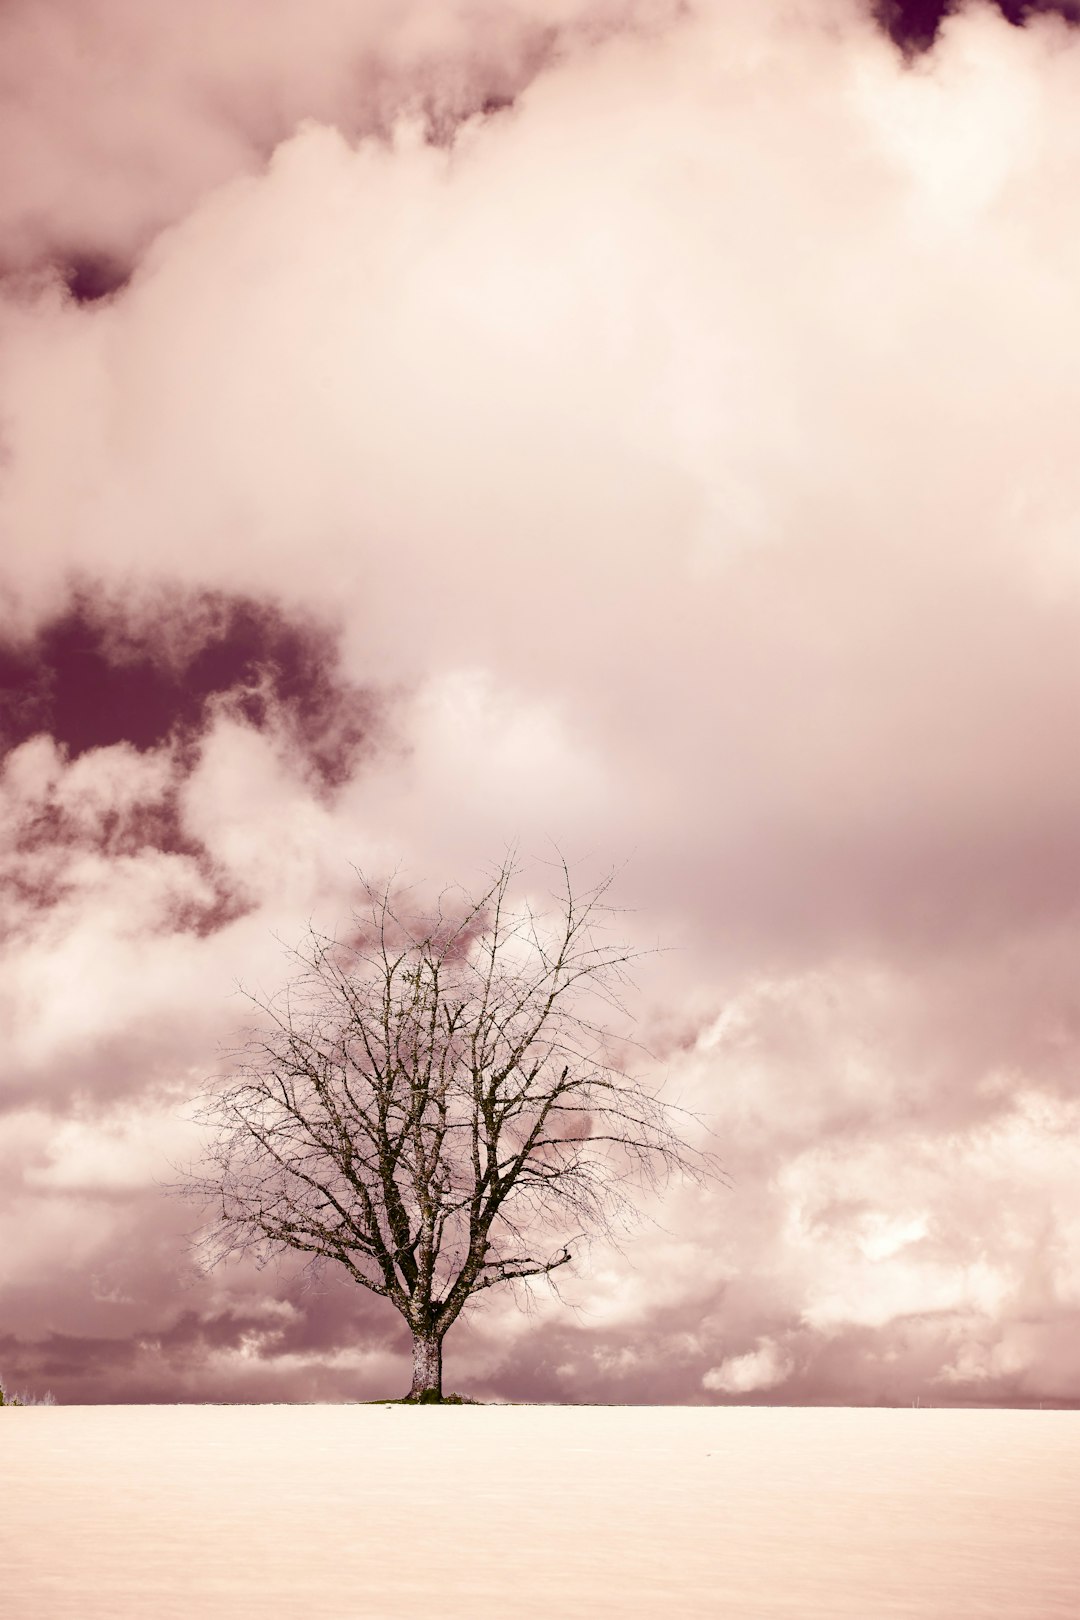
0 1377 55 1408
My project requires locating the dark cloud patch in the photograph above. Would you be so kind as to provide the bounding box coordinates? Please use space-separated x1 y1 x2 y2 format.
462 1308 1080 1409
419 49 543 147
765 1317 1080 1410
139 1283 402 1364
0 588 381 792
0 603 186 758
0 1278 405 1404
875 0 1080 52
160 875 254 940
264 1279 405 1359
0 1328 137 1392
3 787 252 942
0 588 382 941
15 793 195 864
996 0 1080 22
873 0 954 52
61 253 132 305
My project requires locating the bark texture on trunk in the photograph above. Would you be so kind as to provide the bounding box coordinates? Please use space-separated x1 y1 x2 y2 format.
409 1331 443 1401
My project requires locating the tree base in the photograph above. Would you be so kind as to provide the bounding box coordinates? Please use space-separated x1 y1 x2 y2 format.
400 1390 475 1405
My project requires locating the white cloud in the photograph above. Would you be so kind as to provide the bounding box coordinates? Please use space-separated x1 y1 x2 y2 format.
703 1338 793 1395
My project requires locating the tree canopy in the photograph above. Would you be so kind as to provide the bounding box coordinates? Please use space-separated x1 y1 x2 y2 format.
183 855 715 1400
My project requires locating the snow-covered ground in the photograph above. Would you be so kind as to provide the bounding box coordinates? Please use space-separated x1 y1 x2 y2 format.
3 1406 1078 1617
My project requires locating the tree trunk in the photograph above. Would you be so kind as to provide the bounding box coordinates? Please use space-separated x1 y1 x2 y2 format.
409 1329 443 1401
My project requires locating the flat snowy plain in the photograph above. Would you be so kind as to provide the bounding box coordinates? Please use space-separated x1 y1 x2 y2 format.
3 1406 1078 1618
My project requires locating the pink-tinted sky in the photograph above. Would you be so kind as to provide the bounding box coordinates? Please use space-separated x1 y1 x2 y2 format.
4 0 1080 1405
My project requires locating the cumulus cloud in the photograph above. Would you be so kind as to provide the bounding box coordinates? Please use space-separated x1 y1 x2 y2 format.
0 0 687 283
4 0 1080 1404
704 1339 794 1394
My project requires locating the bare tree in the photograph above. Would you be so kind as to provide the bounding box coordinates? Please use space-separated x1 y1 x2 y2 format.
182 855 713 1401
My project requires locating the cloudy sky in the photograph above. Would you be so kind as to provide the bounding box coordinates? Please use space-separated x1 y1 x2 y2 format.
4 0 1080 1406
